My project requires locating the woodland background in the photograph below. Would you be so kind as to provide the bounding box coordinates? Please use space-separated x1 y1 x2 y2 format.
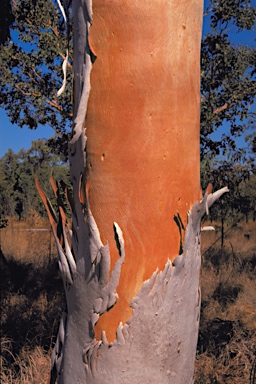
0 0 255 382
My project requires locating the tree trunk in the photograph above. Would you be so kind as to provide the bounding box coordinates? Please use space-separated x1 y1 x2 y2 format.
37 1 225 383
221 217 224 248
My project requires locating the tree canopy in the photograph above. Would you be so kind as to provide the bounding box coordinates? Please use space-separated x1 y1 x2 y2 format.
0 139 69 220
0 0 255 159
0 0 72 137
201 0 256 160
201 157 255 223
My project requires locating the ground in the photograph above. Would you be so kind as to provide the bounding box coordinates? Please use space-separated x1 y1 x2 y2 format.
1 217 255 383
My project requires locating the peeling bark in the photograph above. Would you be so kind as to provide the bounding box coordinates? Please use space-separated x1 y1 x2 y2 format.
35 1 229 383
38 173 227 383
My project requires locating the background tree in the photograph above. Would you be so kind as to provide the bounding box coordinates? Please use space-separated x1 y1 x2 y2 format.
0 149 20 217
0 0 255 162
0 0 72 156
201 0 256 159
0 139 69 219
0 0 14 45
201 158 253 245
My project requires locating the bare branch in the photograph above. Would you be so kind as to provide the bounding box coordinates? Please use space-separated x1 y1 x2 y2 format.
15 84 40 97
213 102 229 114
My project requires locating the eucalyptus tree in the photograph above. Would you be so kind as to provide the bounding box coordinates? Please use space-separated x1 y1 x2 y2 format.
0 0 255 161
35 1 229 383
201 158 253 246
0 140 69 219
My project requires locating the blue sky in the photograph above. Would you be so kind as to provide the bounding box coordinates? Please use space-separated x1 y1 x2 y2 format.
0 112 54 156
0 1 255 157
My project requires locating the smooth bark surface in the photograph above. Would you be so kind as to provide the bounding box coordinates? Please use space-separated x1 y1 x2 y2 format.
86 0 203 340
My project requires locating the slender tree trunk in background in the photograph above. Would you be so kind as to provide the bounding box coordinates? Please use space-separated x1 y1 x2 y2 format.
221 217 224 248
37 1 225 383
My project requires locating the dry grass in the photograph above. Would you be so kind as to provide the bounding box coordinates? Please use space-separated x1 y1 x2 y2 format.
0 216 57 264
195 324 256 383
1 338 51 384
1 218 255 382
0 248 64 384
201 220 256 256
195 220 256 383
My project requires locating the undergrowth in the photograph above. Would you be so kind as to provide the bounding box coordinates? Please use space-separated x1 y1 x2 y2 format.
194 226 256 383
0 255 64 383
0 220 255 383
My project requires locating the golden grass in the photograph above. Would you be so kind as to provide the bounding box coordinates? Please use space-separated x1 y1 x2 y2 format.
196 220 256 383
201 219 256 256
195 324 256 384
1 244 64 384
1 339 51 384
0 216 57 264
1 217 255 383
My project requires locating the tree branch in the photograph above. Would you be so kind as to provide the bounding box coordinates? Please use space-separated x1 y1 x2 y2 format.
15 84 72 117
15 84 40 97
213 102 229 114
45 98 72 117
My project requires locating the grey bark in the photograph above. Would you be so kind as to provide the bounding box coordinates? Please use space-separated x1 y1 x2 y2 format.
46 1 228 383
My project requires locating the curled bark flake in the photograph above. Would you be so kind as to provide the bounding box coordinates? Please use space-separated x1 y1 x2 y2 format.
57 50 68 97
206 186 229 214
50 312 67 383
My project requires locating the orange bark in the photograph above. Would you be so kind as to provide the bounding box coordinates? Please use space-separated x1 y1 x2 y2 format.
86 1 202 341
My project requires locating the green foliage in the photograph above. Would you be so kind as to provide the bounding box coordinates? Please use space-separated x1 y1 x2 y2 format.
209 0 255 30
0 0 14 45
201 156 256 223
0 0 255 163
0 213 8 229
201 0 256 159
245 116 256 155
0 139 69 220
0 0 72 138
